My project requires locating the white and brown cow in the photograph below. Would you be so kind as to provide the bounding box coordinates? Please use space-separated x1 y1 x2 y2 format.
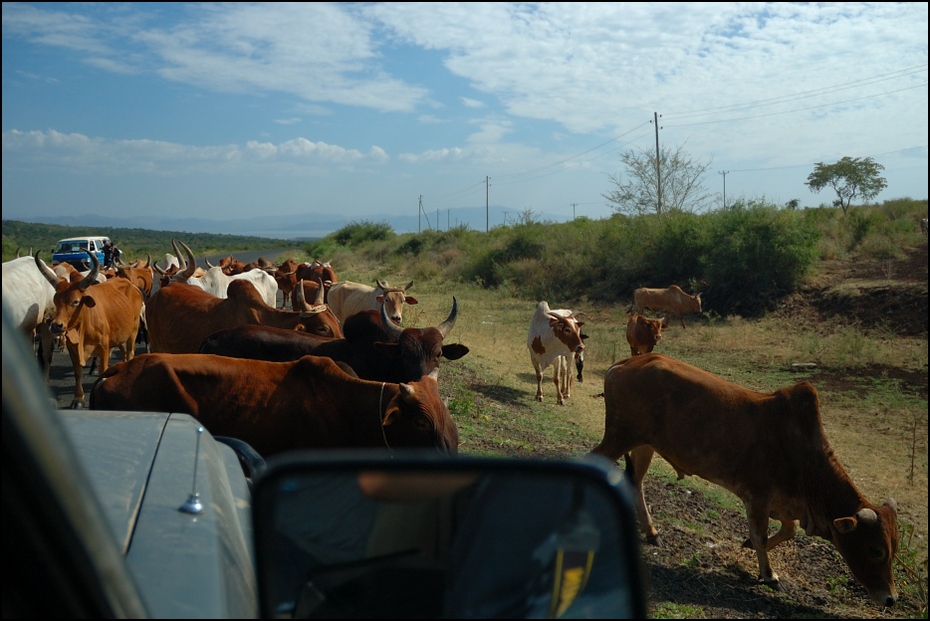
326 279 417 326
590 353 899 608
526 301 586 405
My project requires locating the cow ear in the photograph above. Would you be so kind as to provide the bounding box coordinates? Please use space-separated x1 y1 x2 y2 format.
834 515 859 534
82 295 97 308
441 343 470 361
373 342 401 360
405 296 418 305
376 295 384 304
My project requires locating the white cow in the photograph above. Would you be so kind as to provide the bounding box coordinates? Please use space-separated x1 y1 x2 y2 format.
326 279 417 325
170 241 278 307
526 301 586 405
2 253 59 379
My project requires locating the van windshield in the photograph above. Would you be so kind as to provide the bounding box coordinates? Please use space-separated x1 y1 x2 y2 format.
57 242 88 253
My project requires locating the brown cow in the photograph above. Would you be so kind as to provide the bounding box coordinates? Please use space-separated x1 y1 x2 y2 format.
145 278 341 353
625 314 668 355
629 285 702 328
115 254 154 299
590 353 899 607
89 353 458 457
199 297 469 383
35 251 144 408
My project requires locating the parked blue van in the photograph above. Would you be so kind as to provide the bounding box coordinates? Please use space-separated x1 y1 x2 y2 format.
52 236 111 268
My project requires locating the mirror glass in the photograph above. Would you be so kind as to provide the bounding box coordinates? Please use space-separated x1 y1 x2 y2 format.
254 458 644 619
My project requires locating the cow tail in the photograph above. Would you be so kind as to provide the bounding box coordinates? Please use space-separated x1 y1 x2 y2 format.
623 452 635 483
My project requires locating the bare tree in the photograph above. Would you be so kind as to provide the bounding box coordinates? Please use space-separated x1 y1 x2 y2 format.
603 145 714 216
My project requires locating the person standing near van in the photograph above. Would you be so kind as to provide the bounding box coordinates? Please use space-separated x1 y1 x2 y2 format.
103 240 113 268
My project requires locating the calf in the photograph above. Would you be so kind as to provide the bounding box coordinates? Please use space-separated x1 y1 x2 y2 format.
526 301 586 405
626 314 668 356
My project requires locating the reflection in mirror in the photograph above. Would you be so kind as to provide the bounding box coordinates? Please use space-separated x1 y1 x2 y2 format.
256 459 644 619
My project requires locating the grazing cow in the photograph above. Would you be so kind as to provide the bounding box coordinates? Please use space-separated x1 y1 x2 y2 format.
629 284 702 329
146 278 341 354
200 297 470 382
2 253 58 377
326 279 417 325
590 353 899 608
89 353 458 457
526 301 586 405
35 252 144 408
625 314 668 356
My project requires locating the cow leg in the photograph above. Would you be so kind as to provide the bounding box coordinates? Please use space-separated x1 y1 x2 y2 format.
532 358 545 402
743 500 782 589
66 345 86 409
743 519 798 551
557 356 571 403
37 322 54 383
626 446 660 544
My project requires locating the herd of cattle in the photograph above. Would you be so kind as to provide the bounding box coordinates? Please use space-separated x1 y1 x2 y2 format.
0 241 899 609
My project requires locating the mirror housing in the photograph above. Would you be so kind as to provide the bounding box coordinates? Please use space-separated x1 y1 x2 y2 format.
252 450 647 619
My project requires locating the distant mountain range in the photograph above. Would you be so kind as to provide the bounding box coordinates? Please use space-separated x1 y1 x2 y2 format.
16 206 579 240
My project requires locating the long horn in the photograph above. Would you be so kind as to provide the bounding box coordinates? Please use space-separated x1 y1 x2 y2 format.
437 296 458 338
78 251 100 290
34 251 61 287
404 280 414 291
293 279 307 310
376 279 388 290
205 257 215 268
171 240 197 282
380 300 404 341
313 277 325 305
152 261 165 275
171 240 186 269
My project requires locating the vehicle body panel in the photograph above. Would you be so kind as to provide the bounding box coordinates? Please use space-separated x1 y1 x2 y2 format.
53 236 110 268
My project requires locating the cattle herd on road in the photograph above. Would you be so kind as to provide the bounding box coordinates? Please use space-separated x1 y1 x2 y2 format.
0 239 900 609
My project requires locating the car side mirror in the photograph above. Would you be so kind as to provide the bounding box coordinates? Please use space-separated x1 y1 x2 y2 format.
252 451 647 619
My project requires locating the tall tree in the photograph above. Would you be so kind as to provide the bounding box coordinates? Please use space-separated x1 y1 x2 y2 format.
603 145 713 216
805 156 887 215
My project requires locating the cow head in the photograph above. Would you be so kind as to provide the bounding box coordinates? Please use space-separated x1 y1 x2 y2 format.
381 376 459 455
292 279 343 338
627 314 668 355
545 309 586 355
375 279 418 325
35 250 101 338
376 296 470 379
831 499 899 608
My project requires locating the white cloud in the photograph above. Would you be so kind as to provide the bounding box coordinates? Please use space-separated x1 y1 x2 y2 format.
273 118 302 125
460 97 484 108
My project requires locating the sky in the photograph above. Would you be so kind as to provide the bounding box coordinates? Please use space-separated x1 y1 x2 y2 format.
2 2 928 238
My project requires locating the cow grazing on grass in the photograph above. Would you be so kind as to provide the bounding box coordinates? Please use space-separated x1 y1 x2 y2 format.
626 314 668 356
89 353 458 457
526 301 586 405
200 297 469 382
589 353 899 608
146 277 341 354
629 285 702 328
35 251 144 407
326 279 417 325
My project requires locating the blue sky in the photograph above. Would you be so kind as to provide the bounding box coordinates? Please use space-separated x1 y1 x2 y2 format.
2 2 927 237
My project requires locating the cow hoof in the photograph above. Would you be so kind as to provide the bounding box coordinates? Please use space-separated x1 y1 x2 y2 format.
763 578 784 592
645 534 660 546
742 537 753 549
69 401 85 410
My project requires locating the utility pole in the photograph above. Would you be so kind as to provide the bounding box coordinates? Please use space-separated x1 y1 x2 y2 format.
436 209 439 231
485 176 490 232
418 195 423 233
653 112 662 215
718 171 729 209
570 202 577 219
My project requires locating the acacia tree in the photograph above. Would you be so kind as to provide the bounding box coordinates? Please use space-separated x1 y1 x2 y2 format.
805 156 887 215
603 145 714 216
